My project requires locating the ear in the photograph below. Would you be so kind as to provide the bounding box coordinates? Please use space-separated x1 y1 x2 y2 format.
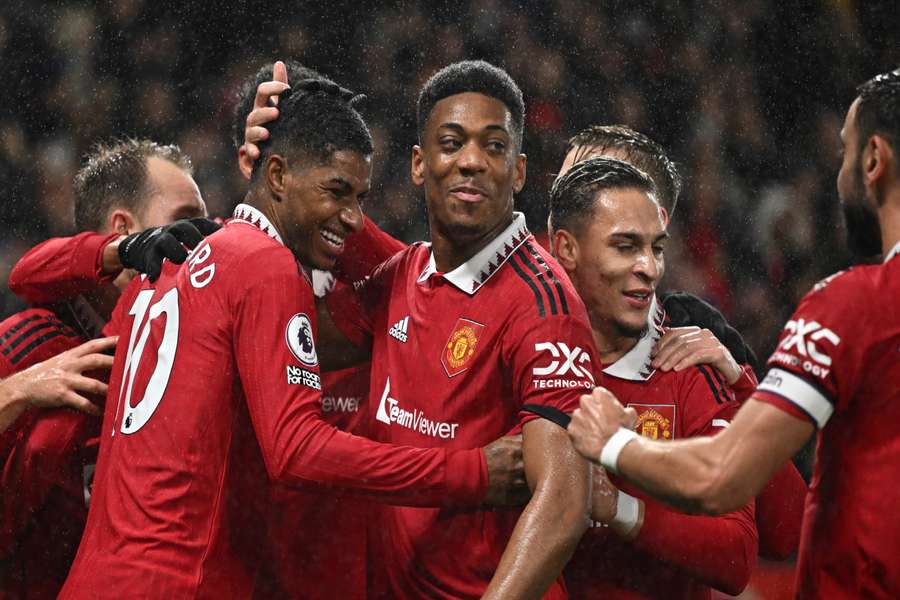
411 145 425 187
659 206 670 227
265 155 289 202
108 209 139 235
863 135 894 191
237 147 253 181
552 228 579 273
512 153 527 194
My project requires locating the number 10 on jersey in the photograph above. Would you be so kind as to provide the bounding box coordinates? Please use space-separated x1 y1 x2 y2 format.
113 288 180 435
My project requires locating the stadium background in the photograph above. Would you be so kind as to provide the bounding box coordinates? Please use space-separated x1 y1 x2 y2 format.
0 2 897 597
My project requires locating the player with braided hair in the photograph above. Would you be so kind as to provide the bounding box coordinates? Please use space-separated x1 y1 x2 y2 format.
59 68 523 600
233 61 402 600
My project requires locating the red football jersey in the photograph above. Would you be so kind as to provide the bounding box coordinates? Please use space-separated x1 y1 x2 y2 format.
0 309 95 600
255 365 372 600
566 299 757 600
9 225 385 600
755 244 900 599
259 220 405 600
327 212 598 599
59 204 486 600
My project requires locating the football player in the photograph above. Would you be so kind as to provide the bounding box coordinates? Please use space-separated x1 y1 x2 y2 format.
568 68 900 599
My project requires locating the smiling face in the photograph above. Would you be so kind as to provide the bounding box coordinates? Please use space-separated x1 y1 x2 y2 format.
569 187 667 341
275 150 371 270
412 92 526 251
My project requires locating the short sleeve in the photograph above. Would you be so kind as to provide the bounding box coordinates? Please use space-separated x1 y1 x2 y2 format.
756 276 863 429
504 304 599 423
682 366 740 437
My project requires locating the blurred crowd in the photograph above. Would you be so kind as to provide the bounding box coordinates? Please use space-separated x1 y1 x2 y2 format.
1 0 897 365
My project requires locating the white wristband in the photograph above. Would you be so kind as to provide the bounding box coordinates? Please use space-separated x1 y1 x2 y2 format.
599 428 639 474
611 491 640 533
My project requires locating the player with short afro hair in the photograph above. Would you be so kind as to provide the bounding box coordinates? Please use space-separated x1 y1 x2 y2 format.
416 59 525 149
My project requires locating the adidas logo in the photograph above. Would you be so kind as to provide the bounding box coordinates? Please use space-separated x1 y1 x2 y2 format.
389 316 410 343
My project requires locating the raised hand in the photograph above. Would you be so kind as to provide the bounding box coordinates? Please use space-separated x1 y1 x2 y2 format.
238 60 290 179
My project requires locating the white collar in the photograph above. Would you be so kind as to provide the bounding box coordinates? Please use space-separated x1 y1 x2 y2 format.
602 295 666 382
232 203 284 245
885 240 900 263
311 270 335 298
416 212 531 295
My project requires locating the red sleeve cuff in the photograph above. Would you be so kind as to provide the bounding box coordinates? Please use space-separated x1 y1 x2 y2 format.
754 391 816 424
442 448 488 506
87 232 123 283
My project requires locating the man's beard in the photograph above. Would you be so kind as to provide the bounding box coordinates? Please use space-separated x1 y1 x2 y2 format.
841 172 882 258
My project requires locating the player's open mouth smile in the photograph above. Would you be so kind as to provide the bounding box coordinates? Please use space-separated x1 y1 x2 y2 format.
449 183 488 203
320 228 345 252
623 288 652 309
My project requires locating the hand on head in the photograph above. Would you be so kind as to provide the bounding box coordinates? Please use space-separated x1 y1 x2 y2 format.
239 60 290 179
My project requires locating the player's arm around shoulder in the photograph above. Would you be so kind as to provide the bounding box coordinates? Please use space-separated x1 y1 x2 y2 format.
317 244 414 370
570 270 855 516
8 232 123 304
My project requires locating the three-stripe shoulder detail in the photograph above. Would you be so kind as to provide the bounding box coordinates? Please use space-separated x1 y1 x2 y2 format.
509 242 570 318
0 314 80 366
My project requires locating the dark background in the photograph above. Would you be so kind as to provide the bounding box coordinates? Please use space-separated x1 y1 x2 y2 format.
1 0 898 365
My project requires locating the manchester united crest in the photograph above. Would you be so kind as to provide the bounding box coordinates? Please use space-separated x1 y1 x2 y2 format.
441 318 485 377
628 404 676 440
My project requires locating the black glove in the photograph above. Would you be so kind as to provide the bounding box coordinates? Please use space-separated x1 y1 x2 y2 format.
118 218 222 282
659 290 758 371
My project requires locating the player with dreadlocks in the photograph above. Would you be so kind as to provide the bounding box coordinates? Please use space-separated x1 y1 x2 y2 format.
569 67 900 599
59 76 521 599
